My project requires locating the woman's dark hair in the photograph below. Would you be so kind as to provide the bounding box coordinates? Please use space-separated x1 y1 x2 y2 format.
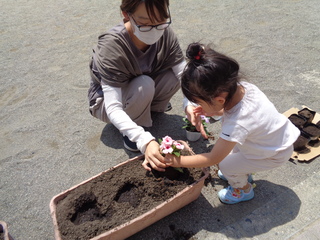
120 0 170 23
181 42 241 106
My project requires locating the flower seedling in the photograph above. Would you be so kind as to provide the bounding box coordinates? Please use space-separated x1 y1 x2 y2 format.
182 115 210 135
159 136 185 173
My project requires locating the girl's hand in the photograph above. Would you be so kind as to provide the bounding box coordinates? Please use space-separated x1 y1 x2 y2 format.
185 106 207 137
185 105 196 124
164 153 181 167
192 106 208 139
142 140 167 172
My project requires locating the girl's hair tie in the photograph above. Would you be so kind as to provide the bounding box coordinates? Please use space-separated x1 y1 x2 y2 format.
194 51 201 60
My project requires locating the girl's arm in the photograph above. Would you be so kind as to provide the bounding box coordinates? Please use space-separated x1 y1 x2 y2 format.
165 137 237 168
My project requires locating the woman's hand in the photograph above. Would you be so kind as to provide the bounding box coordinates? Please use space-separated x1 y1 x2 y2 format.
142 140 167 172
185 105 208 139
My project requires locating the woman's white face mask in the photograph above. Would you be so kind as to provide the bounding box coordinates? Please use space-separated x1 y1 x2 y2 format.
130 18 165 45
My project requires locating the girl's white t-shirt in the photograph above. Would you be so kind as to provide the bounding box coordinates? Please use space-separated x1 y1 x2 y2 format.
220 82 300 159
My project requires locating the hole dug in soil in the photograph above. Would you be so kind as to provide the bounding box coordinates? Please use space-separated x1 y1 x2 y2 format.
55 159 204 240
114 182 143 208
71 193 104 225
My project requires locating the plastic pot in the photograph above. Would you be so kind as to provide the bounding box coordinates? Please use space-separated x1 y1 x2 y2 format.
185 130 201 141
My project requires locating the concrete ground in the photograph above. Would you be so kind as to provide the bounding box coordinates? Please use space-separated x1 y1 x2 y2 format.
0 0 319 239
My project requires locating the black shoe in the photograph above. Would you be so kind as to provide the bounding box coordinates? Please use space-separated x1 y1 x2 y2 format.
123 136 139 152
165 102 172 112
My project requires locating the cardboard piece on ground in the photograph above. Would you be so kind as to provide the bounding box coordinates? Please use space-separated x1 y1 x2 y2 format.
283 106 320 162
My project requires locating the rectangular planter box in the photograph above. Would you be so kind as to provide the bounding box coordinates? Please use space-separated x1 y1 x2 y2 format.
50 154 209 240
0 221 13 240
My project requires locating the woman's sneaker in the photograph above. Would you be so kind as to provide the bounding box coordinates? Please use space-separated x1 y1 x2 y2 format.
218 170 253 183
165 102 172 112
123 136 139 152
218 184 254 204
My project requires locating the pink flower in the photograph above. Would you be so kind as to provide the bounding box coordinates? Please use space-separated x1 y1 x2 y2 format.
162 136 174 146
158 136 185 173
160 141 172 153
159 136 184 156
200 115 210 123
173 141 184 150
162 145 173 154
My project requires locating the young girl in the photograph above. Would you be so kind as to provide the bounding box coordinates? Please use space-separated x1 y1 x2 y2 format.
88 0 185 171
165 43 300 204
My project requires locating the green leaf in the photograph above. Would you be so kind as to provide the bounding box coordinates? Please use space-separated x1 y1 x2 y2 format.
174 167 184 173
173 151 181 157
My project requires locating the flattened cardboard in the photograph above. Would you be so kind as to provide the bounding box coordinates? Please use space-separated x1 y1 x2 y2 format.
283 106 320 161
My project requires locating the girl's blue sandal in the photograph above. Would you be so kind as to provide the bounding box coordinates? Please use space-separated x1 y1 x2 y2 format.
218 185 254 204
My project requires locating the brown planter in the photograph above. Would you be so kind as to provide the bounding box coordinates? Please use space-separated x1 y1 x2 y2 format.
49 141 209 240
0 221 13 240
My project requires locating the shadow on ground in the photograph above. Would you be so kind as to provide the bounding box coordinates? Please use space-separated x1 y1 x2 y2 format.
128 180 301 240
99 112 211 159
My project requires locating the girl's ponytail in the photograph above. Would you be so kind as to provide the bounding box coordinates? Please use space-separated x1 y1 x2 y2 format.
186 43 205 62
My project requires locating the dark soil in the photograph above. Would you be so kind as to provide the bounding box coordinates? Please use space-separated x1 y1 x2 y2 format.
302 124 320 140
55 158 204 240
288 114 307 129
185 126 198 132
289 108 320 152
298 108 315 124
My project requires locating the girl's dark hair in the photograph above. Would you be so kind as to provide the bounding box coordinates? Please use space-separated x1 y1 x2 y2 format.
120 0 170 23
181 42 241 106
